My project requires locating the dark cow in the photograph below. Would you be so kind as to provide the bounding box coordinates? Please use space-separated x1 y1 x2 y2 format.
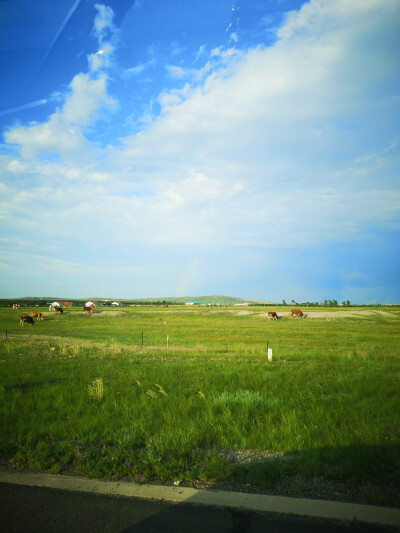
83 306 93 314
267 311 279 320
29 311 43 320
291 309 304 318
20 315 34 326
55 307 63 314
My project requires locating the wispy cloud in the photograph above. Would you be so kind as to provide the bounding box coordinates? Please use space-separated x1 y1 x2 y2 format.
0 99 48 118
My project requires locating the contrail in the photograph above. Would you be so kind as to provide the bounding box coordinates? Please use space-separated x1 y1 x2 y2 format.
0 99 47 117
41 0 82 67
17 0 82 105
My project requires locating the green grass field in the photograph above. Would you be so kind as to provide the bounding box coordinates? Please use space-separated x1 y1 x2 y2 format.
0 305 399 493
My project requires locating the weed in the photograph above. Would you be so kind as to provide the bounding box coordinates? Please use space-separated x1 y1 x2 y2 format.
88 378 104 404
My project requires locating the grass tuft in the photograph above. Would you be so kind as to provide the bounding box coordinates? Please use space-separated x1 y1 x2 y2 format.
88 378 104 404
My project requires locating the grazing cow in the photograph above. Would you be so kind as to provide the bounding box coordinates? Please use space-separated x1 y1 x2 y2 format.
82 306 94 314
29 311 44 320
267 311 279 320
291 309 304 318
20 315 34 326
54 307 63 314
13 303 20 309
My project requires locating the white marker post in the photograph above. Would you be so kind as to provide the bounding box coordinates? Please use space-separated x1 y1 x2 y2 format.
267 339 272 362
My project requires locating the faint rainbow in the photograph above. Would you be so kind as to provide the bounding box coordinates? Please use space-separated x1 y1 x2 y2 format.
174 258 200 297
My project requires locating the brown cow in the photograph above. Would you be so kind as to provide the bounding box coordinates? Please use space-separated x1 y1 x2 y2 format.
20 315 34 326
291 309 304 318
29 311 44 320
55 307 63 314
267 311 279 320
83 306 94 314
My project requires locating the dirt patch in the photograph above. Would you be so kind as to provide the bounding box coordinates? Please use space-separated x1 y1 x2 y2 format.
90 310 124 317
302 310 394 319
236 310 253 316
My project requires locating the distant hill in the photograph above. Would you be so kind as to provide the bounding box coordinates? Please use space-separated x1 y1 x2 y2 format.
129 295 258 305
0 295 273 306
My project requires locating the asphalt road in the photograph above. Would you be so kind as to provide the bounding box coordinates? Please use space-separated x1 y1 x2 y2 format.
0 483 396 533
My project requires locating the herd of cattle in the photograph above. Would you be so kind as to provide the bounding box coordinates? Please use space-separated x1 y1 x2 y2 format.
17 304 96 326
16 305 305 326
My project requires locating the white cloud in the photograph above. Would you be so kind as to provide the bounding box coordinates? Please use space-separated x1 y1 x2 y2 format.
166 65 187 79
230 32 238 43
277 0 395 40
193 45 206 63
93 4 115 40
61 73 115 125
4 114 92 162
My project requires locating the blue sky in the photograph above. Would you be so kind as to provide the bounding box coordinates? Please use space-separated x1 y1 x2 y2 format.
0 0 399 303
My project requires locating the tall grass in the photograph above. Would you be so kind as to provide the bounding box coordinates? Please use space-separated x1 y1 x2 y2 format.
88 378 104 403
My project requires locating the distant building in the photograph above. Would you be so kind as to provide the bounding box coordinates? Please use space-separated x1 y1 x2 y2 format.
234 303 249 306
111 301 122 306
185 301 200 305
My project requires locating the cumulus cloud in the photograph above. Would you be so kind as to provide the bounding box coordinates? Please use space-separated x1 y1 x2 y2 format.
61 73 115 125
4 114 92 162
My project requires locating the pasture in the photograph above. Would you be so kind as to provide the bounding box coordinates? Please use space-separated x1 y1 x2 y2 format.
0 305 399 502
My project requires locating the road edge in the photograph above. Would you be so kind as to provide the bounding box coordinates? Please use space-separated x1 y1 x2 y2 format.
0 472 399 528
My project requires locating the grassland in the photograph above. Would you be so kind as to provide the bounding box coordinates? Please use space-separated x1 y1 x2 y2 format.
0 305 399 502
